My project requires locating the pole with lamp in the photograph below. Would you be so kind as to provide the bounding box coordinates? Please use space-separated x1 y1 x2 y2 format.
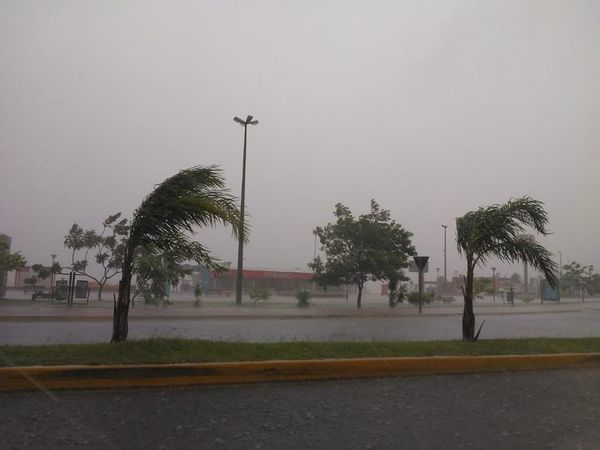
441 225 448 287
50 254 57 298
491 267 496 302
233 115 259 305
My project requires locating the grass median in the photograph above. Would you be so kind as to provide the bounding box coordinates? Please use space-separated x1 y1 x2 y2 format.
1 337 600 367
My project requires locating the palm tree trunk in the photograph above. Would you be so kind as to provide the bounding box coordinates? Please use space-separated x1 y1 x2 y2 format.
112 252 133 342
462 257 476 341
97 283 104 301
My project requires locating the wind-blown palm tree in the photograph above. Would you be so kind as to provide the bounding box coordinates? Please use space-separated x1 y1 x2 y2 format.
112 166 246 342
456 197 558 341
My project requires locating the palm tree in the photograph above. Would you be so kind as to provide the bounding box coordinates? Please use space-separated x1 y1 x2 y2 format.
111 166 245 342
456 197 558 341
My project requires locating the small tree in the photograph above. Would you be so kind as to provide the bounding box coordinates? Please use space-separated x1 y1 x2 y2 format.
473 277 492 299
561 261 595 298
0 240 26 297
249 286 270 307
64 213 129 300
131 250 190 307
309 200 415 308
456 197 558 341
510 273 521 285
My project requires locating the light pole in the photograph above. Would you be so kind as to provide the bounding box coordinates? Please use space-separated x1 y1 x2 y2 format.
312 230 318 291
50 254 57 295
558 250 562 283
233 115 259 305
441 225 448 285
491 267 496 302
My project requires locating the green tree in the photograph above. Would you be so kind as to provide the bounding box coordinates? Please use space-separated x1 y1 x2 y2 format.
561 261 596 297
456 197 558 341
131 249 190 307
0 240 26 297
112 166 245 342
309 200 415 308
64 213 129 300
249 286 270 307
473 277 493 298
30 263 61 281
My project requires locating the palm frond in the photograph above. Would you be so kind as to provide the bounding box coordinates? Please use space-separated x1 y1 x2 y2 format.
128 165 247 265
456 196 558 287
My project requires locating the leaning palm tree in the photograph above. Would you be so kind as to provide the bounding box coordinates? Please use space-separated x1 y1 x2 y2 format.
112 166 246 342
456 197 558 341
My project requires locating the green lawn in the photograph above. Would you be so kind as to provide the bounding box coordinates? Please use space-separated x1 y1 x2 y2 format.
1 338 600 367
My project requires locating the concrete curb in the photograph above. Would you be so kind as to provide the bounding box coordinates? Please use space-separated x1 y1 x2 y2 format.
2 353 600 392
0 309 582 322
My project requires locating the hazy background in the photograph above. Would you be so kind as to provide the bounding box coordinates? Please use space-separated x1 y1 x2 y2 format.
1 0 598 281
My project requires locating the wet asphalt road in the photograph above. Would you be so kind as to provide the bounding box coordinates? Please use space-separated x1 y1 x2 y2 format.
2 369 599 449
2 308 600 345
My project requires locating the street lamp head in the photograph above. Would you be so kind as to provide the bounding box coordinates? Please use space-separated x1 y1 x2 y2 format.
233 116 245 125
248 120 259 125
441 224 447 229
246 115 253 122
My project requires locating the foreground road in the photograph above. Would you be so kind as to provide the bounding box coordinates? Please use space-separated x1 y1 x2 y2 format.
2 307 600 344
2 369 599 449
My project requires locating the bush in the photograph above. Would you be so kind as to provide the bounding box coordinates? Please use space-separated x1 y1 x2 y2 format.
520 295 536 304
296 288 312 307
249 287 270 307
407 291 434 306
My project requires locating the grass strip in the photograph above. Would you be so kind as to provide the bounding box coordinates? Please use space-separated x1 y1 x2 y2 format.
1 338 600 367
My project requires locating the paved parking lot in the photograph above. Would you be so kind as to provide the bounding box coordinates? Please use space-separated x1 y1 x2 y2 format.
2 369 599 449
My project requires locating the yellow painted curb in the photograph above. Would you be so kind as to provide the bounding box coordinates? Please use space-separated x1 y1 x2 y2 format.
1 353 600 392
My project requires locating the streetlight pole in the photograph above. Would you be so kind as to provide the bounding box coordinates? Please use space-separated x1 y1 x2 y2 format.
558 250 562 282
491 267 496 302
50 254 57 296
312 230 317 291
441 225 448 285
233 115 259 305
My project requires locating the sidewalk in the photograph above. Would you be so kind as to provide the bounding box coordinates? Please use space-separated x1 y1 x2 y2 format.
1 294 596 321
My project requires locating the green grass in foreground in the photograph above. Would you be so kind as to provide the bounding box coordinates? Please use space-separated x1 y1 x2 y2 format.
1 338 600 367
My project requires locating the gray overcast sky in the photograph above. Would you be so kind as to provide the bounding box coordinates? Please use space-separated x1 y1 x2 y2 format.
1 0 599 280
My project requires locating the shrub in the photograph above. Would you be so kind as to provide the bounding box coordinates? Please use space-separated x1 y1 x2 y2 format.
407 291 434 306
520 295 535 304
249 287 270 307
296 288 312 307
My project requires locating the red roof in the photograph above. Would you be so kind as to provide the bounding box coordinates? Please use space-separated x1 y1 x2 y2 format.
221 269 314 281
